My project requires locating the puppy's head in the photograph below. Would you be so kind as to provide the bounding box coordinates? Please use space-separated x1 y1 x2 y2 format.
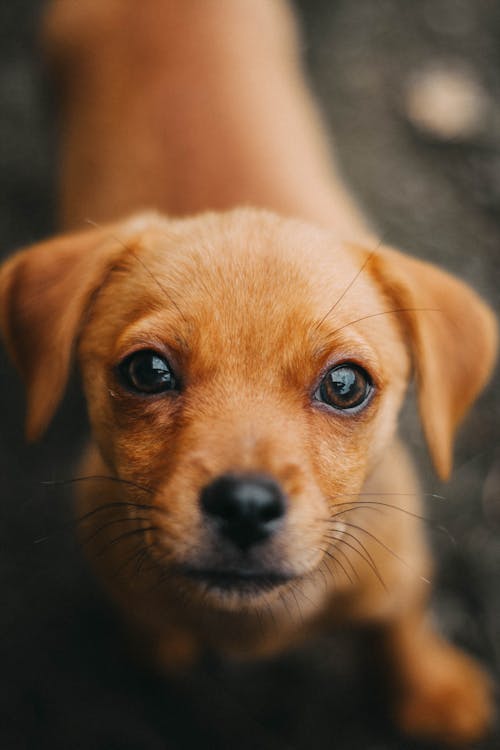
1 210 496 611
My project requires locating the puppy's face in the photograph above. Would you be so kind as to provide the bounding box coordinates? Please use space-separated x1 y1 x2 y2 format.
78 211 410 608
0 209 495 612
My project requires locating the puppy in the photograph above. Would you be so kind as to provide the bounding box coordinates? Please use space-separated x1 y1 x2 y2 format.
1 0 497 745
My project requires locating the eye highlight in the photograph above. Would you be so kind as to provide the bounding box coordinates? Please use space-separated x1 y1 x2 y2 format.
315 364 372 411
119 350 177 394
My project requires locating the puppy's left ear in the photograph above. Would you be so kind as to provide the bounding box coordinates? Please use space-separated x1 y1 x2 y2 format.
0 221 131 441
370 245 497 480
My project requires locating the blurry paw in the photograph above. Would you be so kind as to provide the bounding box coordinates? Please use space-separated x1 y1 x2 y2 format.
395 645 494 745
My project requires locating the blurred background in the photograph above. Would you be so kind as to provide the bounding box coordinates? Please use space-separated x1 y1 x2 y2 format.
0 1 499 748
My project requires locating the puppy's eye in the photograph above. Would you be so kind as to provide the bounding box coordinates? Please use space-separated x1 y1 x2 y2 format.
316 364 372 411
119 350 177 394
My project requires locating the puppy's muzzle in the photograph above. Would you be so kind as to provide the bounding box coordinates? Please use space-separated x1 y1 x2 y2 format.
200 473 286 551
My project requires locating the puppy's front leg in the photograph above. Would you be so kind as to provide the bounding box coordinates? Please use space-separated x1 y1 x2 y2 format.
345 440 494 744
129 624 201 676
383 605 493 745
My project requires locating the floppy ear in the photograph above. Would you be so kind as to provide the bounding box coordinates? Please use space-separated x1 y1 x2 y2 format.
370 245 497 481
0 222 130 441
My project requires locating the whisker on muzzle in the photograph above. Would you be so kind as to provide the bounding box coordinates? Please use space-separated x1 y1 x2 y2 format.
40 474 155 495
317 544 356 586
80 515 152 546
329 519 431 584
94 525 161 557
320 496 456 543
323 528 380 579
323 532 386 590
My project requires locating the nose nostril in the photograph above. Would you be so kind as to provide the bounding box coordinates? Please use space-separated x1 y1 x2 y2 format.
258 495 283 524
206 491 239 524
200 473 286 549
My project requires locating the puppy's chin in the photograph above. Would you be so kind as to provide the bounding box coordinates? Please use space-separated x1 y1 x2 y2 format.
175 564 298 611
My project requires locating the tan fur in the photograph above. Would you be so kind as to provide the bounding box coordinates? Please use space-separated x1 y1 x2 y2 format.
43 0 370 240
0 1 497 744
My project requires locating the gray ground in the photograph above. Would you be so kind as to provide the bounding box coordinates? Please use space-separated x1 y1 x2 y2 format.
0 1 499 748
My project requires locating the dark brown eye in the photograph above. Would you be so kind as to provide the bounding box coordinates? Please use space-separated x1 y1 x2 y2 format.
119 350 177 394
316 364 372 411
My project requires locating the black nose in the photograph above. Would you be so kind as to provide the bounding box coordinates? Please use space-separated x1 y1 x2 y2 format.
200 474 286 550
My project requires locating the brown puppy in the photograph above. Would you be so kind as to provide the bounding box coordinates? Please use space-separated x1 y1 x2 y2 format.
0 1 497 745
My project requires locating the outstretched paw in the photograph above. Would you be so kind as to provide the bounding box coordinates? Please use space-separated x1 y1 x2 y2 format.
395 643 494 745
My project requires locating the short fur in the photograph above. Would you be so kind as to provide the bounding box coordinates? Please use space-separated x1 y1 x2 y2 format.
0 1 497 744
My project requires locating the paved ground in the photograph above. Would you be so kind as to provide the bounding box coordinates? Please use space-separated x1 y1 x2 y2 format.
0 1 499 748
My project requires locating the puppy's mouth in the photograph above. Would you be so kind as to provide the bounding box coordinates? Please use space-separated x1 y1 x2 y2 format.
179 565 294 595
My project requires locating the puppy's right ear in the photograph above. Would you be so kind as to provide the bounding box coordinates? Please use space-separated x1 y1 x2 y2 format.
0 223 129 441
